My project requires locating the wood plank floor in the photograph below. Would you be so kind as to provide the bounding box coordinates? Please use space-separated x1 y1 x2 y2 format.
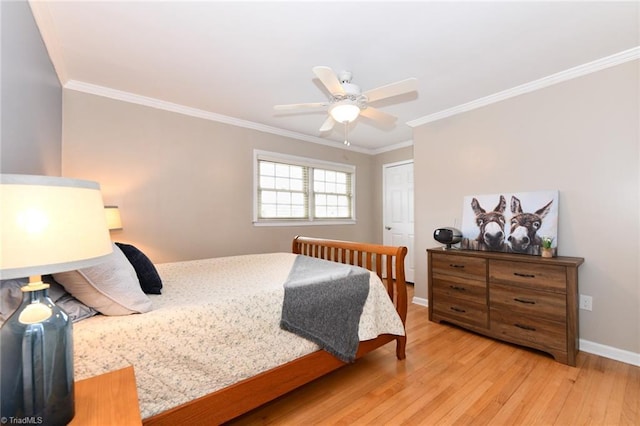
228 284 640 425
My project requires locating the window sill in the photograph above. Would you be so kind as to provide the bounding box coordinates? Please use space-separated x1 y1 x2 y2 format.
253 219 356 227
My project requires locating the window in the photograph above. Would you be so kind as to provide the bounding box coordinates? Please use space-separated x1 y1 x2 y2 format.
313 169 351 218
254 151 355 225
258 161 307 219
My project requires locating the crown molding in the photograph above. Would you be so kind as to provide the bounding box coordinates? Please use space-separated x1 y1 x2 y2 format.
370 139 414 156
63 46 638 155
29 0 67 85
64 80 373 154
407 46 640 128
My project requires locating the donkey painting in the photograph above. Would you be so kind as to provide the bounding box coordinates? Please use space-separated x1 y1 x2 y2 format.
470 195 507 251
508 196 553 254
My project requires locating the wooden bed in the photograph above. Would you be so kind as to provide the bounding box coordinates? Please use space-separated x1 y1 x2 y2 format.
143 236 408 425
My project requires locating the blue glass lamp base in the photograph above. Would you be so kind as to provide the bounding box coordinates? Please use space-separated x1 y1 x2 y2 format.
0 287 75 426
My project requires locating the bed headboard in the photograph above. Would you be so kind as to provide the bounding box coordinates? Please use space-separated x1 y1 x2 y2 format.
291 236 408 325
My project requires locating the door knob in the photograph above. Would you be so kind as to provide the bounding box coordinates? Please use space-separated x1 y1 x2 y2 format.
385 226 392 230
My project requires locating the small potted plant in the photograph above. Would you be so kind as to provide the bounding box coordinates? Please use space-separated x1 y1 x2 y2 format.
541 236 554 258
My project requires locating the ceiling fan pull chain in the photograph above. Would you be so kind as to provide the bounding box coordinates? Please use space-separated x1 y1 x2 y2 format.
344 122 350 146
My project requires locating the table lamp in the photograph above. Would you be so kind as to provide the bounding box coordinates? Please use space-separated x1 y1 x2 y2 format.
0 174 113 425
104 205 122 231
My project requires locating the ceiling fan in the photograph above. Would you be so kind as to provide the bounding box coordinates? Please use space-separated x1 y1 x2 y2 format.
274 66 418 145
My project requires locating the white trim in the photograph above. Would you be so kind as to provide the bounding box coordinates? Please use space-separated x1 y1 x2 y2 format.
65 76 410 155
413 298 639 366
407 304 640 366
579 339 640 367
28 0 67 85
382 159 414 169
407 46 640 128
370 139 414 155
64 80 373 155
253 150 356 225
412 296 428 307
253 220 356 227
58 46 638 153
254 150 356 174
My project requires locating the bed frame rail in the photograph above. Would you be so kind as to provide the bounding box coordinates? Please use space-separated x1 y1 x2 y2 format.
144 236 408 426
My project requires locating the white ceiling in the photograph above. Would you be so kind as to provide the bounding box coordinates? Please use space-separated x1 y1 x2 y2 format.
30 1 639 153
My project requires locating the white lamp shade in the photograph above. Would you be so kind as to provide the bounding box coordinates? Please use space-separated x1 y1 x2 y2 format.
104 206 123 230
0 174 113 279
329 102 360 123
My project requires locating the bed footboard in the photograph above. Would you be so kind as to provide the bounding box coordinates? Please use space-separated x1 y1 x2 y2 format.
292 235 408 359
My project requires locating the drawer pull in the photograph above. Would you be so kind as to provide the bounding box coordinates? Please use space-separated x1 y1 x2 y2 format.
513 272 535 278
449 264 465 269
514 297 536 305
450 285 466 291
514 323 537 331
450 307 466 313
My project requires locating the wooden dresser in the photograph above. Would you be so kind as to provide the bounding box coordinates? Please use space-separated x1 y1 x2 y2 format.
427 248 584 366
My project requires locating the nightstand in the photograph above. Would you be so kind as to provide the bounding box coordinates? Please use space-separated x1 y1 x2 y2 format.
69 366 142 425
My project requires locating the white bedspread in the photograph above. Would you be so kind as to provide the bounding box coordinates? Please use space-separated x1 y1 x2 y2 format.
72 252 405 419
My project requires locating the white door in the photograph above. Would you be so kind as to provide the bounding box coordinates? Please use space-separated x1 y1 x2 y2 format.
383 161 415 283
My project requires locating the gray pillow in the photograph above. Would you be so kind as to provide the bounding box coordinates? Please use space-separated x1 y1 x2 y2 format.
54 243 152 316
55 293 98 322
0 276 97 325
43 276 98 322
0 278 27 325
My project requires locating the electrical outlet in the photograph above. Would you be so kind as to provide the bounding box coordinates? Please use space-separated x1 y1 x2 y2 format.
579 294 593 311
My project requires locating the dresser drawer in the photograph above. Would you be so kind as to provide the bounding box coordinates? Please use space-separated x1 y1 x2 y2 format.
490 283 566 322
432 295 488 329
489 260 566 293
432 273 486 304
431 253 486 280
490 309 567 352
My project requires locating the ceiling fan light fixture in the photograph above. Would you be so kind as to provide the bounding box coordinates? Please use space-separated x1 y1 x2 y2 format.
329 102 360 123
274 66 418 146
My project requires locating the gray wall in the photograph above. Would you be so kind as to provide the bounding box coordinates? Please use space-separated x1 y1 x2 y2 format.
61 90 379 263
413 60 639 355
1 0 61 175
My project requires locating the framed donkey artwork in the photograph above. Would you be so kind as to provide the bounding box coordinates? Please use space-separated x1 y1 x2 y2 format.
460 190 559 256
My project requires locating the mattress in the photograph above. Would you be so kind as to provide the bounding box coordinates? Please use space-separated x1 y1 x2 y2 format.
72 252 405 419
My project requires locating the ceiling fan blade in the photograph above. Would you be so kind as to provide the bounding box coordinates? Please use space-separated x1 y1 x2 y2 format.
363 78 418 103
274 102 329 111
360 107 398 126
313 66 345 96
319 116 335 133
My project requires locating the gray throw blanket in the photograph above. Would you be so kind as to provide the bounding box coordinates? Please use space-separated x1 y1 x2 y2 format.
280 255 370 363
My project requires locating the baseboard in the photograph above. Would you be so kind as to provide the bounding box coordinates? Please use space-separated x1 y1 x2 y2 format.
409 298 639 367
579 339 640 367
412 297 428 307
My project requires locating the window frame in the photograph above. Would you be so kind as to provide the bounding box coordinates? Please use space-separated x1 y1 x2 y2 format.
253 150 356 226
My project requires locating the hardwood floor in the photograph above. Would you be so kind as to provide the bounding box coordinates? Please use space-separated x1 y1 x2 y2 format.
229 284 640 425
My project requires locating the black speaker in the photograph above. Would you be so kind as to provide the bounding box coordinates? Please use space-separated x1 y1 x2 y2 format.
433 227 462 249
